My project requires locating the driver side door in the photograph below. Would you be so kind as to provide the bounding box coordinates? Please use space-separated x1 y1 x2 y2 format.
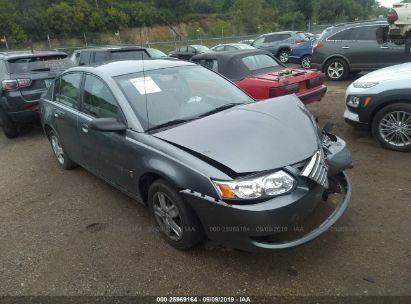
78 73 137 194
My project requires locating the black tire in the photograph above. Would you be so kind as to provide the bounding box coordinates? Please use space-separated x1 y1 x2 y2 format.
372 103 411 152
324 58 349 81
300 55 312 69
48 130 77 169
148 179 204 250
277 49 290 64
0 107 19 139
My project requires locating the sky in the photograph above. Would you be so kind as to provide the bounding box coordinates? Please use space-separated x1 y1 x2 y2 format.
378 0 401 7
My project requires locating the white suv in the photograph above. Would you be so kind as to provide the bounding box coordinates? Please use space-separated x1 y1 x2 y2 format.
387 3 411 46
344 63 411 152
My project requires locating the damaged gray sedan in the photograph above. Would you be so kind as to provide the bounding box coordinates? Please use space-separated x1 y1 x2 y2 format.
40 59 352 252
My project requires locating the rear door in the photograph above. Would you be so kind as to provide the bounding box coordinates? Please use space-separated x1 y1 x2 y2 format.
78 73 136 193
51 72 83 161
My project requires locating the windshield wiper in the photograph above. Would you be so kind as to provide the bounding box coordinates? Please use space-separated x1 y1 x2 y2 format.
199 103 244 118
147 119 194 132
31 68 51 72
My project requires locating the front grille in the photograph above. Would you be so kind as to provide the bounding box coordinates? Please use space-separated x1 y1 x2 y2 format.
300 150 328 188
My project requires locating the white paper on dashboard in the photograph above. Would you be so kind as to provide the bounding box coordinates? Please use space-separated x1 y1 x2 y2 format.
130 76 162 94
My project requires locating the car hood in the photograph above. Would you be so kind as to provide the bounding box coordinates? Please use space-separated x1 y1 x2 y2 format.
154 95 320 174
355 62 411 83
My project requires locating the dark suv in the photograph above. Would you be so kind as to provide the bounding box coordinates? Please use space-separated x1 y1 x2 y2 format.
311 21 410 80
0 51 73 138
70 46 167 66
251 31 308 63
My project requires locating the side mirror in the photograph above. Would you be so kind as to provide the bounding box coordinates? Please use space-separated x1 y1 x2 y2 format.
89 117 127 133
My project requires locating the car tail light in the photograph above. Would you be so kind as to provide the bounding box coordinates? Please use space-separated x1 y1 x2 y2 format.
387 10 398 24
295 39 305 45
269 83 300 97
1 79 32 91
313 41 324 49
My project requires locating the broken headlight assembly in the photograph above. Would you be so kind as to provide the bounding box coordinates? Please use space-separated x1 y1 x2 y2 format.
213 171 296 200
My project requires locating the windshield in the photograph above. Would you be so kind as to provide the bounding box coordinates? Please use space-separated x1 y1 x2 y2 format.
237 44 255 49
109 50 150 60
7 55 73 73
193 45 210 52
147 48 167 58
115 65 253 131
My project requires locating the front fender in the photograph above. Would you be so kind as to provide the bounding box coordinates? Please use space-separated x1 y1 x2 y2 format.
323 133 353 177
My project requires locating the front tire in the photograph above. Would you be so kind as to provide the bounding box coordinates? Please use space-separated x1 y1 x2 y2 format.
277 49 290 64
372 103 411 152
148 179 204 250
325 58 349 81
48 130 77 169
0 108 19 139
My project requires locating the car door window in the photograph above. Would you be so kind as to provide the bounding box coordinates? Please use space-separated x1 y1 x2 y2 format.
351 26 379 41
329 28 354 41
187 46 196 54
225 45 237 51
55 73 82 109
214 46 225 51
0 60 6 76
94 51 109 63
179 46 187 52
280 34 291 41
83 75 120 119
79 51 91 65
252 37 265 47
264 34 279 43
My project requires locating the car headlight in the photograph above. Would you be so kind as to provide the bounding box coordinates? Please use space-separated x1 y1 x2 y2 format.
347 96 361 108
353 82 379 88
213 171 296 200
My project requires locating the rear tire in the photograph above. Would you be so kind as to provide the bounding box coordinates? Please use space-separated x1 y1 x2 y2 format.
148 179 204 250
372 103 411 152
0 108 19 139
324 58 349 81
48 130 77 169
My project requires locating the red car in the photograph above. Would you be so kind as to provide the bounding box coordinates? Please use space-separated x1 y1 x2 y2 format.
192 49 326 104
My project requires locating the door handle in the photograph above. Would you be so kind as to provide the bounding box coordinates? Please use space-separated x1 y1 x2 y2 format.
81 123 89 134
54 110 65 118
342 46 350 49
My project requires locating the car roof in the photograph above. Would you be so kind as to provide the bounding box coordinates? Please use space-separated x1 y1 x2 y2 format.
73 46 147 53
192 49 277 80
66 59 195 77
0 50 67 60
324 20 388 35
258 31 301 36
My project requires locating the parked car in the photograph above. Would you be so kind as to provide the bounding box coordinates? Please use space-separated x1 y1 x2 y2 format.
311 20 411 81
344 63 411 152
211 43 255 52
192 49 327 104
70 46 167 66
0 51 73 138
251 31 308 63
40 59 352 252
289 40 314 69
168 45 210 60
386 3 411 46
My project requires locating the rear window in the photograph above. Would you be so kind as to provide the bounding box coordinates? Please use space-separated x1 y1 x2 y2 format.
241 54 280 71
7 55 73 74
109 50 150 60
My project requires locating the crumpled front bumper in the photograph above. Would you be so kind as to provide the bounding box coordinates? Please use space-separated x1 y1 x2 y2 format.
181 134 353 252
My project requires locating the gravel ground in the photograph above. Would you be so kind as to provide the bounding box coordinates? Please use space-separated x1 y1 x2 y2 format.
0 78 410 297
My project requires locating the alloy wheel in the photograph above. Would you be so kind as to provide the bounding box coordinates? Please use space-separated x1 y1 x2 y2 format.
51 135 65 165
153 192 183 241
327 62 344 79
301 56 311 69
379 111 411 147
279 51 289 63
